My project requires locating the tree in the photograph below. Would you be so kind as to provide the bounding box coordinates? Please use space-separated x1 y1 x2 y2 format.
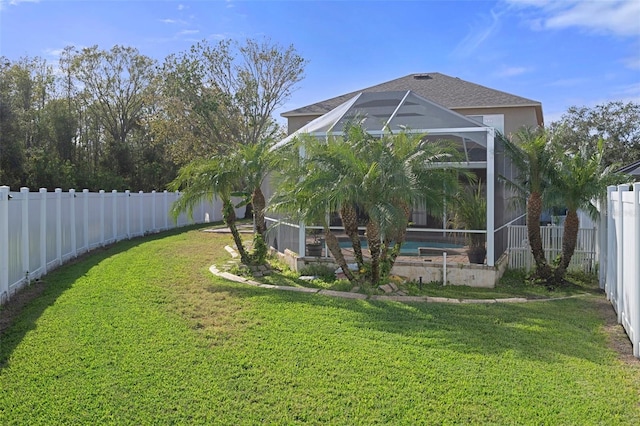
159 38 306 162
168 138 276 265
501 128 556 281
546 139 628 284
271 124 460 286
549 101 640 167
69 45 157 186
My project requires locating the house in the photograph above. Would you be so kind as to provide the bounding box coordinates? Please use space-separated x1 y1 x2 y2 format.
267 73 544 286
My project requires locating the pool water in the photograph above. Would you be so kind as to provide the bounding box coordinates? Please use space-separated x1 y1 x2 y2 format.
338 240 463 256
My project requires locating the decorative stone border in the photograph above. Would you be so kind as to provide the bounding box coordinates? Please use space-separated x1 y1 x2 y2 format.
208 264 585 305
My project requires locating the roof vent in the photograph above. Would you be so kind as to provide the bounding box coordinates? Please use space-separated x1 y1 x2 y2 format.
413 74 432 80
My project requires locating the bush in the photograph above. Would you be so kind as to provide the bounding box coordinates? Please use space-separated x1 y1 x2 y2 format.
299 263 336 281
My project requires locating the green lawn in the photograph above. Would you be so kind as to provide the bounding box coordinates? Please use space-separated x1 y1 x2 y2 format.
1 224 639 424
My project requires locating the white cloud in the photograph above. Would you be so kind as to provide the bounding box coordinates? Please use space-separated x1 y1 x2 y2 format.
495 66 531 77
8 0 40 5
209 33 228 40
546 77 589 87
177 29 199 36
622 55 640 70
0 0 37 10
452 9 504 58
504 0 640 37
177 4 185 11
612 81 640 101
43 47 63 57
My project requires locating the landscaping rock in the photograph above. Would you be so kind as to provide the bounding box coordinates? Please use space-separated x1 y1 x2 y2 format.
495 297 528 303
319 290 367 299
350 286 361 293
371 295 426 303
388 282 398 292
378 284 393 294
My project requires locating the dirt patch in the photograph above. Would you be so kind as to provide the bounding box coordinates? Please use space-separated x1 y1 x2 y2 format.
593 296 639 366
0 280 47 335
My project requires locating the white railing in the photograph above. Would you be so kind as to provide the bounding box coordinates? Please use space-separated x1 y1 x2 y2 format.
0 186 228 305
507 225 597 273
601 184 640 358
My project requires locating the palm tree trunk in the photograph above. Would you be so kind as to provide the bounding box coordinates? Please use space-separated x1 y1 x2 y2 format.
554 209 579 284
388 202 411 268
527 192 551 281
340 204 364 268
223 199 250 264
324 228 356 282
366 220 381 285
252 187 267 237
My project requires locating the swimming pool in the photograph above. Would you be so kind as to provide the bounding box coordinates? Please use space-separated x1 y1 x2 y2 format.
339 240 463 256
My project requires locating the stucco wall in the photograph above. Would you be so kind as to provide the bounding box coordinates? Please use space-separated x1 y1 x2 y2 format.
276 247 510 289
287 115 322 135
453 106 540 136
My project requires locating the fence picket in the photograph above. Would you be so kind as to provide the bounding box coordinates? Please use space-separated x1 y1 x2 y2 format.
1 187 221 306
507 225 596 273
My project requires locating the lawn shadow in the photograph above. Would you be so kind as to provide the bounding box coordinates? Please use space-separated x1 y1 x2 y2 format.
205 279 612 365
0 224 210 370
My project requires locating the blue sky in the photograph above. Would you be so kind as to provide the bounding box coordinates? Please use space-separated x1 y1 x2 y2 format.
1 0 639 124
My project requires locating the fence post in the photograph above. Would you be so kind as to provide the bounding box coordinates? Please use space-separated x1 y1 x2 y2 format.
83 189 89 251
21 187 30 284
112 190 118 242
616 184 628 323
152 190 156 231
69 189 76 258
99 190 105 246
125 190 131 238
139 191 144 235
634 183 640 358
163 190 171 229
55 188 62 267
39 188 47 276
0 186 10 303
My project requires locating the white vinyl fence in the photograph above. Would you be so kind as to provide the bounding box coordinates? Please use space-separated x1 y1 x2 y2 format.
507 225 597 273
0 186 227 305
600 183 640 358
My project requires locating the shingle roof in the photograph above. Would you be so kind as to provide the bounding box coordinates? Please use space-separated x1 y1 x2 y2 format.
618 160 640 177
282 72 542 117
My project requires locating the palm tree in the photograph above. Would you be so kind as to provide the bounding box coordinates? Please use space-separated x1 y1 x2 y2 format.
501 128 556 281
452 181 487 264
547 139 628 284
169 156 250 264
168 138 276 265
270 124 460 286
236 140 275 236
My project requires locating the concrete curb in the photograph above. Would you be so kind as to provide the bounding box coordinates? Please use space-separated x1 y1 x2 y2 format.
209 263 590 305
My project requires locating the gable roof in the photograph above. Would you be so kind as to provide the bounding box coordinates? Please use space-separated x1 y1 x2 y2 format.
618 160 640 177
282 72 542 117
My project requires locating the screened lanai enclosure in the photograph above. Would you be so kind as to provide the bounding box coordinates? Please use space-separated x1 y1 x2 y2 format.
264 90 523 268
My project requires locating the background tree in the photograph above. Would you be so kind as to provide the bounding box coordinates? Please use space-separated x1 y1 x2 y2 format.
69 45 158 189
160 38 305 160
549 101 640 167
